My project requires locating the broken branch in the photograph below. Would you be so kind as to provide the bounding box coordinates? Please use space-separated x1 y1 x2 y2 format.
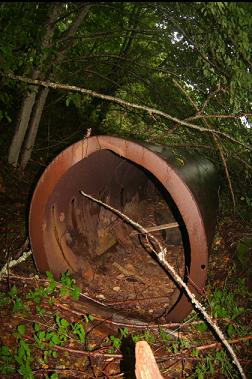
80 190 247 379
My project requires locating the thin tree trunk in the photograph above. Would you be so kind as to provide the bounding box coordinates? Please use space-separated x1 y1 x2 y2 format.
20 87 49 169
7 3 60 168
17 4 92 169
8 91 36 167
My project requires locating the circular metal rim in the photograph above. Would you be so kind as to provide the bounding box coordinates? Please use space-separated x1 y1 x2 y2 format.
29 135 209 322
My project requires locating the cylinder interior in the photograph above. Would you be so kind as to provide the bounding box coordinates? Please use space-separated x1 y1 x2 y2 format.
44 150 189 322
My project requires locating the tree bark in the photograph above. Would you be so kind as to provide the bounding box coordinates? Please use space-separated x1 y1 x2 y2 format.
20 87 49 169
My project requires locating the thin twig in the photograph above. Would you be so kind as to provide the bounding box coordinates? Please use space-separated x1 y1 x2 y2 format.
53 343 122 359
80 191 247 379
196 335 252 352
173 78 236 212
188 112 252 121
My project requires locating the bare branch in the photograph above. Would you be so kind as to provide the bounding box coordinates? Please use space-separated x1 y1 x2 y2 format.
173 78 236 211
4 73 252 152
188 112 252 121
0 249 32 279
80 190 247 379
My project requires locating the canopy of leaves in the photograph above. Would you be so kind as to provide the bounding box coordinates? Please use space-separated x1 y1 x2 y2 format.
0 2 251 215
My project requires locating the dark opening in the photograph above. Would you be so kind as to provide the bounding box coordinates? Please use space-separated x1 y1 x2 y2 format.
47 150 190 322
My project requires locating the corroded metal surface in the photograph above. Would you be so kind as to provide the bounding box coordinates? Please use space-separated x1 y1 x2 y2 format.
29 136 219 323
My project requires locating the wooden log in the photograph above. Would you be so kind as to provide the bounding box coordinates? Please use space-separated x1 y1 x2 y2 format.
135 341 164 379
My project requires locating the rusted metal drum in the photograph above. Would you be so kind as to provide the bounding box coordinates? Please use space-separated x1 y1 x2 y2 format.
29 136 219 323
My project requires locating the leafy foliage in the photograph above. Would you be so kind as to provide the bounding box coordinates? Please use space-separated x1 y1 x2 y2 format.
0 2 251 206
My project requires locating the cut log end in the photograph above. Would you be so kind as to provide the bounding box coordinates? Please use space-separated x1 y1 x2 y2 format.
135 341 164 379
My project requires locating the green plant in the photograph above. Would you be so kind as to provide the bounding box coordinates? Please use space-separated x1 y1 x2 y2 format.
26 271 81 306
27 271 57 305
158 327 172 346
8 285 28 313
72 321 86 343
194 286 248 337
0 290 10 307
235 237 252 271
33 312 93 365
192 349 243 379
132 329 155 345
0 345 15 375
59 271 81 300
215 350 240 379
193 353 215 379
14 324 34 379
35 305 45 317
33 318 66 364
210 288 245 319
45 374 59 379
106 327 129 353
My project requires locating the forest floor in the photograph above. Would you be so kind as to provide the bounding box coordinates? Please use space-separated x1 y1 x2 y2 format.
0 158 251 379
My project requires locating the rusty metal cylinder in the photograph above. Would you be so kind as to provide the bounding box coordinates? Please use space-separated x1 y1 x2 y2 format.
29 136 219 322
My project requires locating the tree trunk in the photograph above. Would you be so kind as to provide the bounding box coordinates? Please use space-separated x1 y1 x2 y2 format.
8 90 36 167
9 4 92 170
20 87 49 169
7 3 60 169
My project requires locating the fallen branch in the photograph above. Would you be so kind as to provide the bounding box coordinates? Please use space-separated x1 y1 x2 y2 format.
0 249 32 279
4 72 252 152
196 335 252 352
25 334 123 359
80 190 247 379
53 343 122 359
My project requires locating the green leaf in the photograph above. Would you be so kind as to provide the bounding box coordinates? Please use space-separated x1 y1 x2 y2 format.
87 314 94 322
34 323 40 332
194 322 208 332
52 350 58 358
17 324 26 336
51 334 61 345
9 285 18 298
227 324 236 337
72 286 80 300
46 271 54 281
60 318 70 328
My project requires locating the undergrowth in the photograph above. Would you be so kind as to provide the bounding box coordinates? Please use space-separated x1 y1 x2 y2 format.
0 270 251 378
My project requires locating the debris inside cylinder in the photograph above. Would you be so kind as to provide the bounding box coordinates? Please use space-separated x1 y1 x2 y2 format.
75 191 186 323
